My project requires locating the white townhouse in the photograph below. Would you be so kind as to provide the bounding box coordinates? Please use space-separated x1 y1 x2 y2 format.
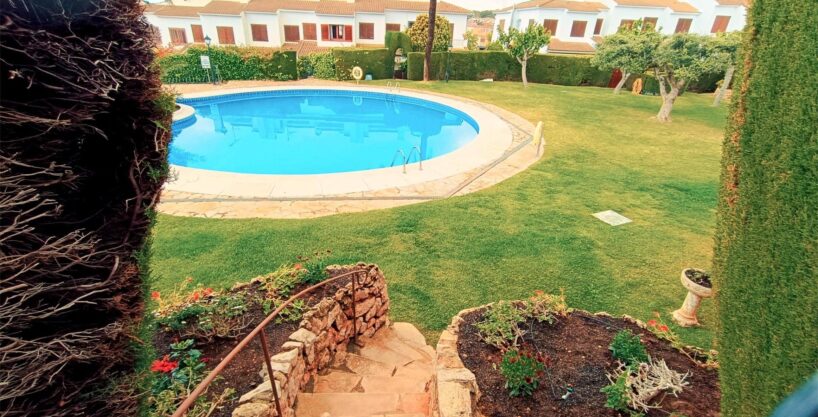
492 0 748 54
144 0 471 51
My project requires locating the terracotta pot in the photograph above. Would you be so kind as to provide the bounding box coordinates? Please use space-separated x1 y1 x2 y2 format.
672 268 712 327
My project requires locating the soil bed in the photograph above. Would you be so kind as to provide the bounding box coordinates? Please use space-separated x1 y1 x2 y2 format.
152 274 351 417
457 310 719 417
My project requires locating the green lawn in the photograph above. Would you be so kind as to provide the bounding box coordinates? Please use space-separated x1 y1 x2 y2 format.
150 81 727 347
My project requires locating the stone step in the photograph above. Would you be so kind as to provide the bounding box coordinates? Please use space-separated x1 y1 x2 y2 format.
390 323 428 349
393 361 434 381
360 375 429 394
294 393 399 417
312 372 362 393
367 330 434 365
358 343 415 367
342 353 396 376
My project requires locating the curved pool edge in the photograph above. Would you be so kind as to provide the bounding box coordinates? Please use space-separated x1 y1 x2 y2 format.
164 85 514 199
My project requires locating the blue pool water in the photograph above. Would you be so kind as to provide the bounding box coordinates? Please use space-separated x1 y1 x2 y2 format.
170 90 480 175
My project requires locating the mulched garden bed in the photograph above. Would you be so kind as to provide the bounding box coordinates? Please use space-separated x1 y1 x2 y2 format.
457 309 720 417
151 272 351 417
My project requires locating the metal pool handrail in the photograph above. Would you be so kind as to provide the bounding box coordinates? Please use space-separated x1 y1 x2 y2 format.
171 268 368 417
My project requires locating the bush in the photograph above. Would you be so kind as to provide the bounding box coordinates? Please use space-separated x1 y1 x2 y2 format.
156 46 297 82
332 48 391 80
299 51 336 79
406 51 610 87
713 1 818 416
499 348 547 397
405 14 452 52
609 330 649 366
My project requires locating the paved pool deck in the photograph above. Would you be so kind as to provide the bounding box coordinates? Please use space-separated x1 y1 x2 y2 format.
158 80 542 219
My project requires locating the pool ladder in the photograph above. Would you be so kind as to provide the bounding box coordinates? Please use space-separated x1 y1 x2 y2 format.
386 81 401 94
390 146 423 174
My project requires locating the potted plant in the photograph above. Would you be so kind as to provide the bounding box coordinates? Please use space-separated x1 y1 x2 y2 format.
672 268 713 327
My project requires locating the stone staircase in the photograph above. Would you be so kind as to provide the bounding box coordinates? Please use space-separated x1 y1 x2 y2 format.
294 322 435 417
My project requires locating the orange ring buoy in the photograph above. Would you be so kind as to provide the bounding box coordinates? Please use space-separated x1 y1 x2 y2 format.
632 78 643 95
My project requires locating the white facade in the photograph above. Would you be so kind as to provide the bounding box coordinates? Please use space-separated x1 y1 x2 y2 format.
145 0 470 49
493 0 748 54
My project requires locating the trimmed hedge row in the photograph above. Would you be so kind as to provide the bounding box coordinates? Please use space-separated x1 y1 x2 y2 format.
332 48 392 80
157 46 296 82
406 51 611 87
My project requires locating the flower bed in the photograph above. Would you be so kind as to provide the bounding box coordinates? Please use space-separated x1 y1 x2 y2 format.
436 294 719 417
145 253 355 417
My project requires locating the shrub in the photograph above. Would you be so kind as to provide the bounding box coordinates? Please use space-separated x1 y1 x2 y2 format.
299 51 336 79
601 369 632 413
406 51 609 87
1 2 172 415
475 292 568 349
499 348 546 397
156 46 297 82
332 48 391 80
602 360 689 414
405 14 452 52
609 330 649 366
714 1 818 415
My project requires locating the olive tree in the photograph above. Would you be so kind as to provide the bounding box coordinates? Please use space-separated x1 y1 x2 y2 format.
708 31 742 106
497 24 551 88
591 20 662 94
653 33 720 122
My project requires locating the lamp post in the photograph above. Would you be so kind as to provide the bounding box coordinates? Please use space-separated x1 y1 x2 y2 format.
204 35 215 84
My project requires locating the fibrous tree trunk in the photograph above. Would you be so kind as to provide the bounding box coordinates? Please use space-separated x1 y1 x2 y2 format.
423 0 437 81
614 72 631 94
0 0 172 416
713 65 736 106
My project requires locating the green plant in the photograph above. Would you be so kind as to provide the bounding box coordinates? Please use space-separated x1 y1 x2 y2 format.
276 299 306 324
307 51 337 79
601 369 632 413
464 30 479 50
714 2 818 415
332 48 391 80
499 347 546 397
156 47 297 82
497 24 551 87
610 330 649 366
602 360 688 414
475 301 528 349
405 14 452 53
298 250 333 285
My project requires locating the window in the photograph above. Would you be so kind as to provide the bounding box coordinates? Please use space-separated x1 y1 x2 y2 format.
150 25 161 44
216 26 235 44
283 25 300 42
675 18 693 33
408 21 415 28
191 24 204 42
619 19 635 29
570 20 587 37
543 19 558 35
711 15 730 33
498 19 505 32
321 24 351 41
386 23 401 32
359 22 375 40
169 27 187 45
303 23 317 40
593 18 603 35
251 24 268 42
643 17 658 31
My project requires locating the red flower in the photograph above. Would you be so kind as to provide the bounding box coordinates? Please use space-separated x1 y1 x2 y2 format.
658 325 670 332
201 357 211 363
294 263 303 270
647 319 657 327
190 291 200 301
150 355 178 373
151 291 161 300
203 288 213 296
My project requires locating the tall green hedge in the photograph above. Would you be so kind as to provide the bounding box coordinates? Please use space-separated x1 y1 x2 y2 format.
713 1 818 416
332 48 391 80
157 46 296 82
407 51 610 87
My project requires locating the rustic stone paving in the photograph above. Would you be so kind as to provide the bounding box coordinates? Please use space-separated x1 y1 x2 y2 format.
158 80 541 219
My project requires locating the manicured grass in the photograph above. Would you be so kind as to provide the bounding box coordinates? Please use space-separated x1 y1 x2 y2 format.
150 81 727 347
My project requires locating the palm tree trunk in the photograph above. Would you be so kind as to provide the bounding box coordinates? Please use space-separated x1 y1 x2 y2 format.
423 0 437 82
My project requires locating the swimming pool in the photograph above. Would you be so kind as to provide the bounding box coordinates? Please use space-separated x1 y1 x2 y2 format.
170 89 480 175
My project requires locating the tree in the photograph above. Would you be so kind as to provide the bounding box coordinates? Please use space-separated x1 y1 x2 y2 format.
424 0 437 82
652 33 720 122
0 0 172 415
405 14 452 56
464 30 479 50
708 31 742 106
591 20 662 94
497 24 550 88
713 1 818 416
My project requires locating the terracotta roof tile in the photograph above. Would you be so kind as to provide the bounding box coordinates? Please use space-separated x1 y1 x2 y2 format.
614 0 699 13
548 38 596 53
245 0 470 15
152 5 204 17
500 0 608 12
716 0 749 6
199 0 247 15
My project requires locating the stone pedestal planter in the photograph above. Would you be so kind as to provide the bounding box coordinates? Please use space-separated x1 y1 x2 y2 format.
672 268 713 327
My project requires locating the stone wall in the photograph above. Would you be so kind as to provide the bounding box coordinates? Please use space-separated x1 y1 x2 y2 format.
233 263 390 417
432 305 486 417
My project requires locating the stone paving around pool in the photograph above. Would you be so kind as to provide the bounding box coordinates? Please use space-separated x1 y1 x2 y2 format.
158 80 540 219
